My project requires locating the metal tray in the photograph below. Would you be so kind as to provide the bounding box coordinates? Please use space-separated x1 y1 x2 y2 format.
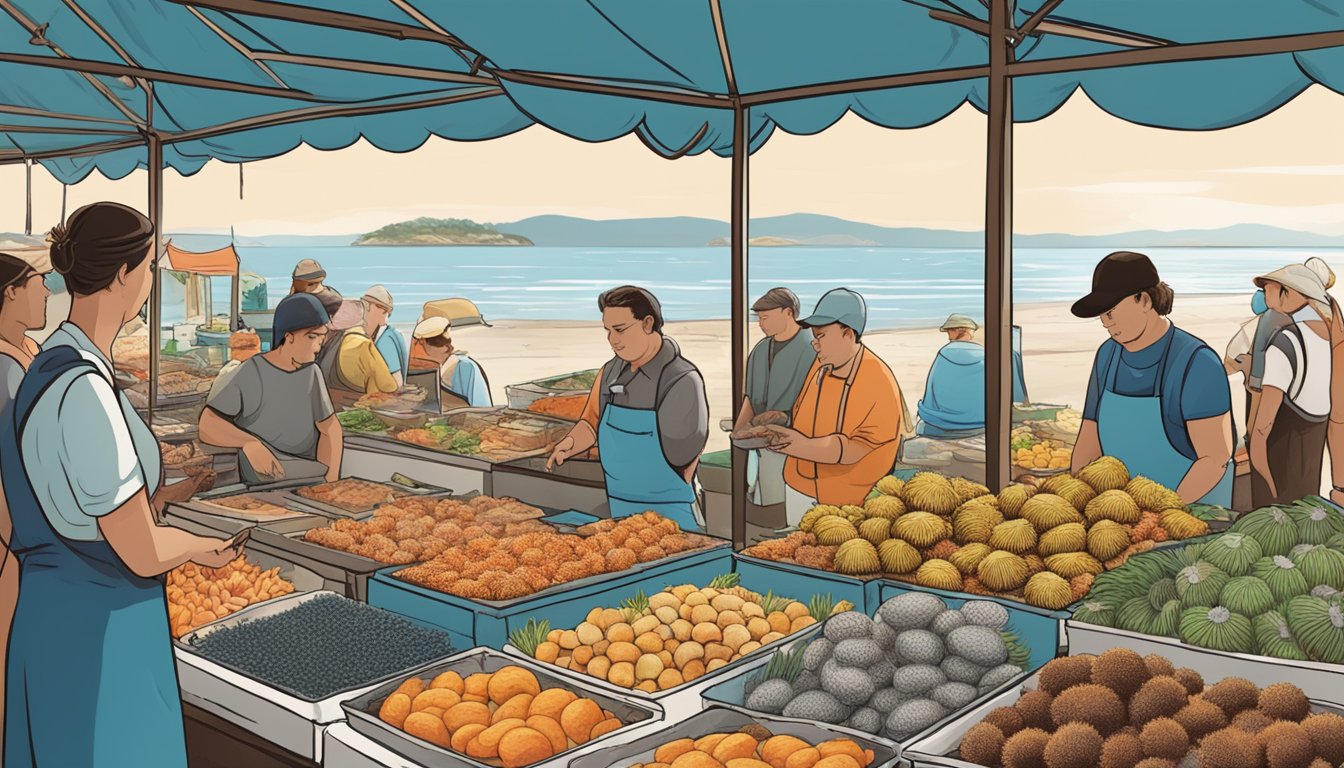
175 591 455 762
170 547 327 639
570 705 900 768
342 648 662 768
164 501 326 538
178 488 322 525
281 474 454 519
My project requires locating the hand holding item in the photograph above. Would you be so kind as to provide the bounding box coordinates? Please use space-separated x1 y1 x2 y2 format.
751 410 790 428
763 424 804 453
194 528 250 568
242 440 285 480
547 435 577 471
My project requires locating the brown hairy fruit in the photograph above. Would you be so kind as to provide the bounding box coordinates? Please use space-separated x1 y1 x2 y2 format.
1129 677 1190 727
1044 723 1104 768
1015 690 1056 732
1231 709 1274 734
960 722 1006 768
1302 712 1344 765
1173 697 1227 740
1259 721 1314 768
1091 648 1150 701
1100 731 1145 768
1002 728 1051 768
1257 682 1310 722
1143 655 1175 678
1132 760 1177 768
1171 668 1204 696
1203 678 1259 718
1199 727 1264 768
1037 655 1096 697
1138 718 1189 761
1052 684 1127 735
984 706 1025 737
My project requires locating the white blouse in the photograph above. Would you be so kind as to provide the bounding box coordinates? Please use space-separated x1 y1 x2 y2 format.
19 323 161 541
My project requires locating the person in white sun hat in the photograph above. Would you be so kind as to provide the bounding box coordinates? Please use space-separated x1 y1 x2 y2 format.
1250 258 1339 506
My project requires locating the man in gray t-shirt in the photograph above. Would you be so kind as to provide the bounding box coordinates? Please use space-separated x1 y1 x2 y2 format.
200 293 343 485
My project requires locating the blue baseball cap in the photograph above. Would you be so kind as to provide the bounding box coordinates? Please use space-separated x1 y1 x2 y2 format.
798 288 867 336
272 292 330 349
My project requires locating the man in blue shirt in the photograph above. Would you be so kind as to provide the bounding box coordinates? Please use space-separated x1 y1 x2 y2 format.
1069 252 1234 505
411 317 492 409
916 314 1028 437
362 285 408 387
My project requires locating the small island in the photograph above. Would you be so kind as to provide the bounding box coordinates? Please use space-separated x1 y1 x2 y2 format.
355 217 533 246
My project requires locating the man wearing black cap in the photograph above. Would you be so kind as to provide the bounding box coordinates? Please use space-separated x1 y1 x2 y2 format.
1069 251 1234 506
200 293 344 485
732 287 816 506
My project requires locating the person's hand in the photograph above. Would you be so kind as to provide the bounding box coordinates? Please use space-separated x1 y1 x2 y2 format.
547 436 578 471
763 425 803 453
193 533 246 569
242 440 285 480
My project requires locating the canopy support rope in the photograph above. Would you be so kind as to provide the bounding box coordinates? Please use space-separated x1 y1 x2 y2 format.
60 182 66 222
23 158 31 235
239 162 244 199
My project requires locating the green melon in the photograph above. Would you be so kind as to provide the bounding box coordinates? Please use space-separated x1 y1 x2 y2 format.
1200 533 1262 577
1285 595 1344 664
1179 605 1254 654
1175 562 1230 609
1254 610 1309 661
1251 555 1310 604
1219 576 1276 617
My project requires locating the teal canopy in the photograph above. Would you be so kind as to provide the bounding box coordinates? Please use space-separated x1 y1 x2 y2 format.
0 1 1340 182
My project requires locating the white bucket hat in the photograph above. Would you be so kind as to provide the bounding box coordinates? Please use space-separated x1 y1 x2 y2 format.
1255 263 1333 319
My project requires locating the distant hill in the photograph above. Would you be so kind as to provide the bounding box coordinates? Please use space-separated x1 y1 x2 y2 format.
355 217 531 246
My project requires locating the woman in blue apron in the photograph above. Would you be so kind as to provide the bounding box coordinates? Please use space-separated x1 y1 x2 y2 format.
4 203 243 767
547 286 708 531
1070 252 1234 506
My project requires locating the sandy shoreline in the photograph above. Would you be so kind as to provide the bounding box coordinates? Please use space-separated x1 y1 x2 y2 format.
448 294 1257 454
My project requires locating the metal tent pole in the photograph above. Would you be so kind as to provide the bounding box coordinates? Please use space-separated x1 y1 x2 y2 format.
730 103 749 550
147 134 163 424
985 0 1015 491
24 159 31 235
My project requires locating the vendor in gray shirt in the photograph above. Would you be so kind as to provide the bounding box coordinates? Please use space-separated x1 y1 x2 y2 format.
548 286 709 531
732 287 817 505
200 293 344 485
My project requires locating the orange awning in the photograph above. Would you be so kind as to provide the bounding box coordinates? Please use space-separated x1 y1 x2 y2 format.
163 242 239 277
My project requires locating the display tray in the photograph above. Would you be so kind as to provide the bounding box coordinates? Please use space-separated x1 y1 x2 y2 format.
382 407 574 464
570 704 900 768
901 661 1344 768
175 591 451 762
180 488 322 525
342 647 661 768
169 546 327 640
281 475 454 519
733 553 882 614
250 516 399 575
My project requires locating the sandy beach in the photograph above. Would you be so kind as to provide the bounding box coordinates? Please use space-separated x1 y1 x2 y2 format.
449 294 1257 455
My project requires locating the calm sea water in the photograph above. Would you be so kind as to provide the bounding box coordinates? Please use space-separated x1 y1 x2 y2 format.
179 246 1344 331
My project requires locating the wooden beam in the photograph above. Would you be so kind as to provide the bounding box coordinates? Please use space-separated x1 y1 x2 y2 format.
729 101 749 551
169 0 468 48
739 64 989 106
635 121 709 160
251 52 497 86
0 123 138 135
384 0 478 68
1010 28 1344 76
985 0 1014 492
494 70 733 109
184 4 290 87
931 9 1168 49
0 136 144 162
708 0 738 96
1016 0 1064 39
0 103 141 126
0 51 327 100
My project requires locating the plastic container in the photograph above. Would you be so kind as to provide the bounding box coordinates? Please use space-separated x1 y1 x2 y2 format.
368 544 732 650
505 368 599 409
341 648 660 768
734 553 881 615
570 705 900 768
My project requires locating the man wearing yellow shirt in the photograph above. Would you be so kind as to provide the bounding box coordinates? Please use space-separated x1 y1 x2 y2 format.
328 298 398 395
763 288 908 523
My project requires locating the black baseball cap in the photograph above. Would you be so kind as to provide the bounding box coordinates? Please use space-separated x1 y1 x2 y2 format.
1071 251 1161 318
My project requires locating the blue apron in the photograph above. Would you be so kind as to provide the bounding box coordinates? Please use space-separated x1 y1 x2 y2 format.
597 402 702 531
1097 337 1233 507
3 347 187 768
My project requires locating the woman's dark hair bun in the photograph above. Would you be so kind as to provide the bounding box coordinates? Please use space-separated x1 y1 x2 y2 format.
47 223 76 275
49 202 154 296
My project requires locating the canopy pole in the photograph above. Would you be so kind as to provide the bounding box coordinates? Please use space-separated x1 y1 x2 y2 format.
24 159 31 236
729 103 749 550
60 183 67 222
239 162 244 199
147 83 163 423
985 0 1015 491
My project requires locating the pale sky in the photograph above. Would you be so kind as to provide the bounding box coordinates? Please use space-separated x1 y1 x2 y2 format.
3 86 1344 237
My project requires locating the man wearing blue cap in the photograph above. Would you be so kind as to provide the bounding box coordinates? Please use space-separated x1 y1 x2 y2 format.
200 292 344 485
762 288 908 523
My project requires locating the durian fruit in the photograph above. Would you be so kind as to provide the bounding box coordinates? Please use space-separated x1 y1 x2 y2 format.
1083 490 1142 526
951 476 991 504
978 550 1031 592
1179 605 1254 653
800 504 845 533
1150 599 1183 637
1290 501 1344 546
841 504 867 524
834 538 882 575
1117 595 1159 633
1053 478 1098 512
904 472 960 516
1291 545 1344 591
1160 509 1209 540
1252 555 1310 604
878 538 921 574
1021 494 1084 533
1253 610 1310 661
1040 474 1076 496
969 493 1000 509
864 493 907 521
1087 520 1131 563
1148 578 1179 611
1024 572 1074 610
1045 552 1104 580
1076 456 1130 493
1126 476 1184 513
1024 553 1047 576
1174 563 1230 609
876 475 905 498
1220 576 1275 617
953 502 1004 544
893 511 953 549
814 516 859 546
1228 506 1299 557
1285 595 1344 664
989 519 1038 555
915 558 964 591
949 542 993 576
1038 522 1087 557
857 517 892 546
997 484 1036 520
1073 599 1114 627
1199 533 1263 577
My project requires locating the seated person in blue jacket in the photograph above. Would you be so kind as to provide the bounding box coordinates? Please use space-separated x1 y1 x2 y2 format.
411 317 493 410
915 314 1025 437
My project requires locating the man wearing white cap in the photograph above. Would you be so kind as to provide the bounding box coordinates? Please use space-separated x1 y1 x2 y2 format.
1250 262 1337 505
362 285 408 387
411 317 493 410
